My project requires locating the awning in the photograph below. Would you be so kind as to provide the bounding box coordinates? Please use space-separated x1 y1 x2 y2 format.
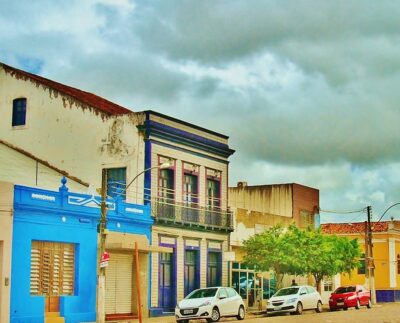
105 231 173 253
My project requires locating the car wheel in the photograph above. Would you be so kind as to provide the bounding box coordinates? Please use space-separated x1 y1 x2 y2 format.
177 320 188 323
237 305 245 320
343 307 348 311
355 299 360 310
367 299 372 309
316 301 323 313
207 307 220 322
295 302 303 315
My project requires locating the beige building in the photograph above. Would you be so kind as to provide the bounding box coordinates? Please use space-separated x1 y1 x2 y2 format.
0 182 14 323
0 62 236 319
228 182 319 309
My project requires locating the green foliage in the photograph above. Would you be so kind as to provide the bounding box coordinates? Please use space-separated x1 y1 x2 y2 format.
242 224 361 291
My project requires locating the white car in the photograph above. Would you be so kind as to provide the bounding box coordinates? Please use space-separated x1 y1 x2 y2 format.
175 287 245 322
266 285 323 316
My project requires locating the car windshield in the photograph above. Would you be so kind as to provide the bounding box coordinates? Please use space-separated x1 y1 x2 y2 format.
274 287 299 296
334 286 356 294
186 288 218 299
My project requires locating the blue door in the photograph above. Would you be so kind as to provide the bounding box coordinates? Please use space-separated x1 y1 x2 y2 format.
159 252 176 310
184 249 199 296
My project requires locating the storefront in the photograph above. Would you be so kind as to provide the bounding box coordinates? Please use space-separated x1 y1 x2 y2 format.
230 262 276 310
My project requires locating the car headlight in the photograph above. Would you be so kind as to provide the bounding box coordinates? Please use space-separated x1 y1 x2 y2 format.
347 295 356 300
266 301 271 305
199 300 212 307
286 298 298 303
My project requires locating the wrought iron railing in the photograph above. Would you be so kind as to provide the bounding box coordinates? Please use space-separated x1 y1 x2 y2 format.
151 198 233 231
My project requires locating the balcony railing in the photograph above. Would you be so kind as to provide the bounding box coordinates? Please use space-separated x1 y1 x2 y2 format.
151 198 233 232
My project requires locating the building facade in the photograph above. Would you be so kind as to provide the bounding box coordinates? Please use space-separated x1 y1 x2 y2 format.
0 62 236 319
322 221 400 303
228 182 320 309
138 111 235 316
10 178 154 323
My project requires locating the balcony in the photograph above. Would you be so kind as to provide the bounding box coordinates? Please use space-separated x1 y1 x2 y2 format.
151 198 234 232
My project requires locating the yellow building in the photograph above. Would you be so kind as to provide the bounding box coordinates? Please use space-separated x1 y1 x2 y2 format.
321 221 400 302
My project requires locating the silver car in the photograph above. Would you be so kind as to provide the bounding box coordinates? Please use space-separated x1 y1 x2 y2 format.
266 285 323 316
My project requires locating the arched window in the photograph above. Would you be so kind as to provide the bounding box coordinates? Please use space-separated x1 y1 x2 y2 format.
12 98 27 126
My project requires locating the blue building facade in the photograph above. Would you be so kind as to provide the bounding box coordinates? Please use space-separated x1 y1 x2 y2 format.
10 178 152 323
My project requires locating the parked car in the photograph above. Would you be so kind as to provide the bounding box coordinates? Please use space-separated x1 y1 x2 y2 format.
266 285 323 316
329 285 372 311
175 287 245 322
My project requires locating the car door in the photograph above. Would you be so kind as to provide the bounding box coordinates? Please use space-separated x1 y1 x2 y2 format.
217 288 230 316
299 287 310 309
226 287 241 315
306 286 319 308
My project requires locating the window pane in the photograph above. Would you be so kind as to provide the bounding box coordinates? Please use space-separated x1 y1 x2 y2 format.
12 98 27 126
106 167 126 198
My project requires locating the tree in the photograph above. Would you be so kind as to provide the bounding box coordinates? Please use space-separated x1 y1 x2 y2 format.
242 225 296 289
288 225 361 292
242 224 361 292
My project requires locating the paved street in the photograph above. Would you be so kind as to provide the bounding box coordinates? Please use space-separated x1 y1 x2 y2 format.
129 303 400 323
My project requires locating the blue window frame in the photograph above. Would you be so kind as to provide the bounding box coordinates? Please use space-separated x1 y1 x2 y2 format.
106 167 126 199
12 98 27 126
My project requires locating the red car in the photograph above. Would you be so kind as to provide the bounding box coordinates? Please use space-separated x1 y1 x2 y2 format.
329 285 371 311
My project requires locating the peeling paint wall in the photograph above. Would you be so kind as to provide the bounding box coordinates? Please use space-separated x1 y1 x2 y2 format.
0 67 145 202
229 184 319 246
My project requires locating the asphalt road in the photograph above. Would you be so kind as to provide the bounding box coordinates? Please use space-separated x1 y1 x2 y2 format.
137 303 400 323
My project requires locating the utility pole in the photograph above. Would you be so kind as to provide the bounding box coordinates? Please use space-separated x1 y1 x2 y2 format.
97 169 108 323
366 206 376 304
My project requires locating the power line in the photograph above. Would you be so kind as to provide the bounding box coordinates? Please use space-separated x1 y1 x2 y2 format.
319 207 366 215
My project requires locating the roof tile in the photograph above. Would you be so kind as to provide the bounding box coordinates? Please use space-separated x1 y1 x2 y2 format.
1 63 132 116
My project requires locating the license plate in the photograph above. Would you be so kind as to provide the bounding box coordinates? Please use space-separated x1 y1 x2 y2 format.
337 302 344 306
274 307 282 311
183 309 193 314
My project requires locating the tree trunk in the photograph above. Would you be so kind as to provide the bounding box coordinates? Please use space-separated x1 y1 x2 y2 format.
314 274 322 294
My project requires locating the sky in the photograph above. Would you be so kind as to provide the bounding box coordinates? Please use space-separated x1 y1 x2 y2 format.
1 0 400 223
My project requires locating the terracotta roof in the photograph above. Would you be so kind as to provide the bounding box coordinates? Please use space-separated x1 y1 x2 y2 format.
1 63 133 116
321 222 389 234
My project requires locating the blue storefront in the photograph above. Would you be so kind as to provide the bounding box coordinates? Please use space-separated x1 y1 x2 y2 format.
10 178 152 323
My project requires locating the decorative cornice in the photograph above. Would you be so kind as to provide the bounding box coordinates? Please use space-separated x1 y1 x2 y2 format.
138 120 235 158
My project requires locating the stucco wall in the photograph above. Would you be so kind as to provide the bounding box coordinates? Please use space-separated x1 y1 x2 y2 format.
229 184 293 218
0 67 145 201
0 181 13 323
0 143 86 192
292 183 319 227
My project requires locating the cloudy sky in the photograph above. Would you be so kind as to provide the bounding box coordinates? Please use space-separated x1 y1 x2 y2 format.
1 0 400 223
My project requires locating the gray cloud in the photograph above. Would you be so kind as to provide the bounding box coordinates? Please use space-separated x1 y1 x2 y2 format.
1 0 400 220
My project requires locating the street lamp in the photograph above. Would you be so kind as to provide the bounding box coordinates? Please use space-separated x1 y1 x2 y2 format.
97 160 173 323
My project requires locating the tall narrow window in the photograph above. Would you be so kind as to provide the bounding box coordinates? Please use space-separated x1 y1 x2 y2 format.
106 167 126 199
207 251 221 287
12 98 27 126
30 241 75 296
358 253 366 275
158 167 175 218
206 169 221 226
397 254 400 274
182 162 199 222
184 249 199 296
